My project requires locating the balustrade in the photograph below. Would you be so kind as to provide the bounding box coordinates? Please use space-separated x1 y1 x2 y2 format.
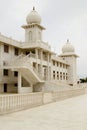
4 53 43 81
0 33 21 47
0 93 43 114
0 88 86 115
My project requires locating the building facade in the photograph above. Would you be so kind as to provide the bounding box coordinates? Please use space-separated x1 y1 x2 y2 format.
0 7 78 93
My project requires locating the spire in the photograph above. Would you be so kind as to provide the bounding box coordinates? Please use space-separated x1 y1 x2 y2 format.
67 39 69 43
33 6 35 10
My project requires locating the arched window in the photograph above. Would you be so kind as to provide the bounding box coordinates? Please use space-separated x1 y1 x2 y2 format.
29 31 32 41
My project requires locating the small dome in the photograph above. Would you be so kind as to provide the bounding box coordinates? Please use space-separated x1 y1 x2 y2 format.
62 39 75 53
26 7 41 24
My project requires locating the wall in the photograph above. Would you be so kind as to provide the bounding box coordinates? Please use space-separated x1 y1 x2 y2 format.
19 87 33 93
7 84 17 93
0 84 4 93
0 43 19 92
0 84 17 93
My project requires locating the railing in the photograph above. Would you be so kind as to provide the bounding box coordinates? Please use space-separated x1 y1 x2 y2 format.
0 92 43 115
21 41 51 51
6 53 43 81
3 54 25 66
39 41 51 50
52 88 86 101
0 33 21 47
33 67 44 80
9 54 25 66
27 53 36 58
7 53 34 66
76 83 87 88
0 88 87 115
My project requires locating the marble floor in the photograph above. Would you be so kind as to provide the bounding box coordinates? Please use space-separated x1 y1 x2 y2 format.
0 94 87 130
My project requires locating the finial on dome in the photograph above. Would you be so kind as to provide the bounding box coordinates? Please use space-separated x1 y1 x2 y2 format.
33 6 35 10
26 6 41 24
62 39 75 53
67 39 69 43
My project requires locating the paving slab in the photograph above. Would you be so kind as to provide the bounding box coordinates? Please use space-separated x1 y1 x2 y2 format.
0 94 87 130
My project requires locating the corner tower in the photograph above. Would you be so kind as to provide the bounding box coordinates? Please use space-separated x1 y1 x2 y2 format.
22 7 45 43
60 40 78 86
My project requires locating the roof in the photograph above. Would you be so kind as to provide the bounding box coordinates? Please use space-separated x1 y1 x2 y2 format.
0 33 52 53
22 23 45 30
0 33 21 48
59 53 79 57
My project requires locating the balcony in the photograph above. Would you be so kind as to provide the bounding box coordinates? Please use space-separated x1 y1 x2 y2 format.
21 41 51 52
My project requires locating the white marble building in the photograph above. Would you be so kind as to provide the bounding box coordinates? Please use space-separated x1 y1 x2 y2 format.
0 7 78 93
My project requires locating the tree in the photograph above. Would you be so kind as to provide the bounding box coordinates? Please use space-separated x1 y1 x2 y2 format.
80 77 87 83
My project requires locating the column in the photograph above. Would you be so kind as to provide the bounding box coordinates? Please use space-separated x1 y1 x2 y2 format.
40 50 43 77
35 48 38 59
18 71 22 93
47 53 50 80
35 49 38 72
30 84 33 92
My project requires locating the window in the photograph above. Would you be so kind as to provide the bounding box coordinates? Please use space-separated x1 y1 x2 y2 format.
3 69 8 76
4 83 7 92
63 73 65 80
66 73 68 80
53 71 55 79
14 83 18 87
14 71 18 77
57 71 59 80
60 63 62 67
53 61 55 66
66 65 68 69
26 51 30 55
14 48 19 56
4 45 9 53
60 72 62 80
43 52 47 61
57 62 59 66
3 61 7 66
63 64 65 68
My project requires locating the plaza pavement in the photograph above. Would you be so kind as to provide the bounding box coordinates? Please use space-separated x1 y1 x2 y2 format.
0 94 87 130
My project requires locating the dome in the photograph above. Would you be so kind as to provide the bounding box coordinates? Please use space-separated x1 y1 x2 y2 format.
62 39 75 53
26 7 41 24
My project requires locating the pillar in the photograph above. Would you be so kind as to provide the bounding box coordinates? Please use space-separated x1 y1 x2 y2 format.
18 71 22 93
40 50 43 77
47 53 50 80
35 48 38 59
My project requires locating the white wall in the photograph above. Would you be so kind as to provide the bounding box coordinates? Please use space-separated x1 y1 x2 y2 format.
7 84 17 93
0 84 4 93
19 87 33 93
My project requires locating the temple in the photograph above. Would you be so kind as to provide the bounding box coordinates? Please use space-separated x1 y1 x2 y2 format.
0 7 78 93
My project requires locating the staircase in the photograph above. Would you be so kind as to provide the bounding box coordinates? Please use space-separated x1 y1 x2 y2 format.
3 54 44 84
44 81 74 92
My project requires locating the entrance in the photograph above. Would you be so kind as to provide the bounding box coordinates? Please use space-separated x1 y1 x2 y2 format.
4 83 7 92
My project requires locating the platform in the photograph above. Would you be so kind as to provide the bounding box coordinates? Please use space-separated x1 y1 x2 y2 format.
0 94 87 130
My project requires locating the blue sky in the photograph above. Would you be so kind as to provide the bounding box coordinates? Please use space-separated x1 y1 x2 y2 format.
0 0 87 78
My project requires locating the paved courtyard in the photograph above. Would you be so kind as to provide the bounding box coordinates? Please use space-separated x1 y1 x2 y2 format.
0 94 87 130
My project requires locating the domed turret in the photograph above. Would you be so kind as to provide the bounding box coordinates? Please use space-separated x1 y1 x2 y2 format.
62 39 75 53
26 7 41 24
